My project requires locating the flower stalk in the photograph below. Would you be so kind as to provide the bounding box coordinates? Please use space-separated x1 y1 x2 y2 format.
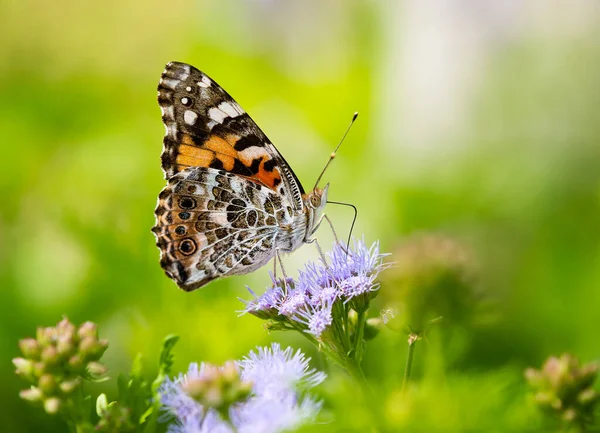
401 333 420 392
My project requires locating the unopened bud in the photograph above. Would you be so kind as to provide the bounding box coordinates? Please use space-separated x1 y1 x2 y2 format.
19 338 41 359
13 358 34 378
36 327 55 347
78 321 98 339
56 335 76 358
221 361 239 382
68 354 84 370
44 397 61 415
56 318 76 338
87 361 108 377
20 387 43 402
41 346 59 366
59 378 81 394
33 361 46 377
38 374 57 394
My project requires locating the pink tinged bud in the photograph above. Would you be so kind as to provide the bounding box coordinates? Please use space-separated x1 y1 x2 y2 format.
33 361 46 377
562 408 577 422
56 318 76 338
20 387 43 402
578 388 599 406
13 357 34 378
44 397 61 415
87 361 108 377
38 374 57 394
222 361 239 382
19 338 41 359
524 368 544 388
56 336 76 358
59 378 81 394
78 336 96 357
68 354 84 370
41 346 59 366
36 327 55 346
77 321 98 339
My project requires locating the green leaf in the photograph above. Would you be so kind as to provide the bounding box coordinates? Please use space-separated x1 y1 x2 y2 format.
130 353 143 380
139 334 179 427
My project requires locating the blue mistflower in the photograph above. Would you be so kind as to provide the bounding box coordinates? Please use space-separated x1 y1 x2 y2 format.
243 238 388 340
160 344 324 433
238 344 326 397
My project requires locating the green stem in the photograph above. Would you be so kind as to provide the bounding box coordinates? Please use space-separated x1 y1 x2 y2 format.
353 309 367 364
402 334 418 392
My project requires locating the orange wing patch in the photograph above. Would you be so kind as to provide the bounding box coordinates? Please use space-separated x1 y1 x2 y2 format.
174 133 282 190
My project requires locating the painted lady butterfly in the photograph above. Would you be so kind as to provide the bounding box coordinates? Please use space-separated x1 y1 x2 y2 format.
152 62 329 291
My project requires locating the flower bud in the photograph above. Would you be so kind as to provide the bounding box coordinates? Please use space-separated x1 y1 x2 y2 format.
38 374 57 394
43 397 61 415
78 321 98 339
59 378 81 394
79 336 98 359
87 361 108 377
56 318 76 339
19 338 41 359
19 387 43 402
13 357 34 379
56 335 76 358
222 361 239 382
41 346 59 366
36 327 55 347
33 361 46 377
68 354 84 370
578 388 599 407
526 353 599 425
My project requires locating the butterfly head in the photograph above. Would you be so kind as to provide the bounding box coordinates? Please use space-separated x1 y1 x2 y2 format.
304 184 329 237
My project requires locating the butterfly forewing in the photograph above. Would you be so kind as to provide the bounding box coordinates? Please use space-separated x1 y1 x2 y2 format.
157 62 304 206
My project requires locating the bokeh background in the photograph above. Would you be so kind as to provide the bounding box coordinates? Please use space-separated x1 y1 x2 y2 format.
2 0 600 431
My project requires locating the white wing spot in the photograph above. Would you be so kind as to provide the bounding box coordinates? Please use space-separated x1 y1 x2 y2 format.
208 107 227 124
197 76 211 88
184 110 198 125
161 105 175 120
160 77 179 90
165 123 177 139
185 86 192 92
219 101 242 117
181 97 189 105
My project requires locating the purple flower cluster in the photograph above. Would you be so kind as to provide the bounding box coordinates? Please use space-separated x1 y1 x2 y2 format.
243 239 387 339
160 344 325 433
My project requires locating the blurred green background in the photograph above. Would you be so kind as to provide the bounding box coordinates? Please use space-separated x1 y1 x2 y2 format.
2 1 600 431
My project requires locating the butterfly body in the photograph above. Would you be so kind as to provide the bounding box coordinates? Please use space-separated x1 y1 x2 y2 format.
153 62 328 291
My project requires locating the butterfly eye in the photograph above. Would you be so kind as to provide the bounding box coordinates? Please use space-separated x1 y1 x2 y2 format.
310 195 321 208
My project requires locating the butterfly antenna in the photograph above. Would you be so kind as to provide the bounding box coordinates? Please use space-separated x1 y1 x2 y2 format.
313 112 358 190
326 200 358 255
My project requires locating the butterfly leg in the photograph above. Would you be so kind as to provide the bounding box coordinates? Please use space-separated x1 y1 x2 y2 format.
323 214 341 244
306 237 328 267
275 249 290 292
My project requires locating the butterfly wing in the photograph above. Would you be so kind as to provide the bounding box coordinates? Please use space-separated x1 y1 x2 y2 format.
154 62 307 290
157 61 304 210
152 167 295 291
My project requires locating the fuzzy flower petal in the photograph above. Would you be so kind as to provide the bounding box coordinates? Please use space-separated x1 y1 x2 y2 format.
238 343 326 397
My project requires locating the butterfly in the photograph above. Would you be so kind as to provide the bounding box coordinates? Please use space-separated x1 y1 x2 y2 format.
152 62 329 291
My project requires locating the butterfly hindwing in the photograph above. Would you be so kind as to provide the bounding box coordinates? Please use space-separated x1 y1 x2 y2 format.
157 62 305 210
152 166 295 291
